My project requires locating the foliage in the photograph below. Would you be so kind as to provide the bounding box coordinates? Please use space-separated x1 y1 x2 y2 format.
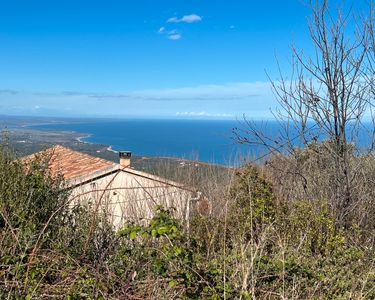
229 165 275 239
2 1 375 297
0 145 374 299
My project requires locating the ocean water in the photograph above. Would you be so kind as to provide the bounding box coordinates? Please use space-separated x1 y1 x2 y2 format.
32 119 260 165
31 119 374 166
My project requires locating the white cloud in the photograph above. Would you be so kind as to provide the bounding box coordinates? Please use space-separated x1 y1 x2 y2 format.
29 82 273 102
167 17 178 23
181 14 202 23
176 111 234 118
0 81 275 118
167 14 202 23
168 34 181 40
130 82 271 101
0 89 18 95
158 28 182 40
167 29 181 40
159 14 201 40
40 82 270 102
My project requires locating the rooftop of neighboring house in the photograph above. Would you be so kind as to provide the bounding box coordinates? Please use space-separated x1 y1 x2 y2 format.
21 145 118 180
21 145 192 191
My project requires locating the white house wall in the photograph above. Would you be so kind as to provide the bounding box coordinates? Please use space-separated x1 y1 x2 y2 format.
68 170 193 228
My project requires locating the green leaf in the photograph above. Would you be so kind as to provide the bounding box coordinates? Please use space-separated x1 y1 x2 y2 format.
168 279 178 288
174 246 182 256
157 226 168 235
129 230 137 240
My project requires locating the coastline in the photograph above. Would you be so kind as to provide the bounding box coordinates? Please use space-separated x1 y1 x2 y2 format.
75 133 119 154
7 120 119 159
10 118 242 166
26 120 120 158
106 145 118 153
75 134 92 143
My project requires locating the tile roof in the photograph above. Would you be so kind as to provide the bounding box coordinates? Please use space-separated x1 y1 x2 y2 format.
21 145 116 180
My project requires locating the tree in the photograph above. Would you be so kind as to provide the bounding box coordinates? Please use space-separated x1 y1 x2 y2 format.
236 0 374 228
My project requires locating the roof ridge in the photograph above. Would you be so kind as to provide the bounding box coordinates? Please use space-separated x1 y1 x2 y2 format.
21 144 116 180
57 144 116 163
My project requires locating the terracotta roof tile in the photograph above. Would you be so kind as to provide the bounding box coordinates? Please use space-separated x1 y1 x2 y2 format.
21 145 116 180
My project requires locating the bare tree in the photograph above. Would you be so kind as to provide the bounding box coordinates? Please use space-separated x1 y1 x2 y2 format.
236 0 374 228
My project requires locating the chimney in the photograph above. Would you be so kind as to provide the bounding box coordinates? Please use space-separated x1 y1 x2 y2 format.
119 151 132 168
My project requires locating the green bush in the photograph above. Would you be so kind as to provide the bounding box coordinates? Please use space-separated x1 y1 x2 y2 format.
0 147 373 299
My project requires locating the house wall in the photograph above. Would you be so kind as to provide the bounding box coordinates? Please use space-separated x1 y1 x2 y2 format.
68 170 193 228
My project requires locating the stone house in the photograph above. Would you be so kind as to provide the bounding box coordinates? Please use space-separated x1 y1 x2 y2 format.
22 145 204 228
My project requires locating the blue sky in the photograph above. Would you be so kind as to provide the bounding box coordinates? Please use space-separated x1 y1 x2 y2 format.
0 0 364 119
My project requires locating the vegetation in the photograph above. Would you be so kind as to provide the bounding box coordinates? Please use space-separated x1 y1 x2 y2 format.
1 1 374 299
0 142 373 299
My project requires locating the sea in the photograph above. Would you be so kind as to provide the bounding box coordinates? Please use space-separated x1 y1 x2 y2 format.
30 119 273 166
30 118 374 166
